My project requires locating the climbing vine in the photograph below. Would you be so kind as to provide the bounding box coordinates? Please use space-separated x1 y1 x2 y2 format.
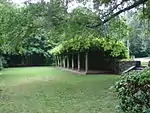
50 36 128 58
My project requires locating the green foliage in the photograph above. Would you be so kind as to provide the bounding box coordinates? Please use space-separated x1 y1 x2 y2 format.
0 2 37 53
0 1 53 66
18 36 51 58
114 69 150 113
127 12 150 57
50 36 128 58
145 0 150 19
99 16 131 41
47 6 99 43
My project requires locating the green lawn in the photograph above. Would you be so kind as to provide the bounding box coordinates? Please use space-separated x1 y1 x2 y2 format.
0 67 119 113
141 62 149 66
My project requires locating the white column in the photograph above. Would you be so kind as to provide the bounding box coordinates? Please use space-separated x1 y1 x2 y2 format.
58 57 60 67
78 53 80 71
0 56 3 70
67 55 69 68
85 52 88 73
56 56 58 67
127 40 130 57
63 56 65 68
60 56 62 67
72 54 74 70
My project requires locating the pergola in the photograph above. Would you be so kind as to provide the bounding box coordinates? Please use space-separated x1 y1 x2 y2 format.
50 37 127 74
56 52 88 73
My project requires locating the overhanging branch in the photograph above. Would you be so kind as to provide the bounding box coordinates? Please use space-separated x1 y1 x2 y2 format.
91 0 149 28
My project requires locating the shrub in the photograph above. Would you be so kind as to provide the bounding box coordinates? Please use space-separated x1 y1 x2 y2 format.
114 68 150 113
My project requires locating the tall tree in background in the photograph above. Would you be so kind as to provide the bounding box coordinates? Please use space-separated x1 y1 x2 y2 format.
88 0 149 27
127 11 150 57
0 1 41 67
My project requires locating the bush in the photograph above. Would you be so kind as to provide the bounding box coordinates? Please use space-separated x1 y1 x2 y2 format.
114 68 150 113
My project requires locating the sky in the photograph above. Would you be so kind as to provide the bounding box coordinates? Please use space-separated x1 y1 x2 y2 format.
12 0 26 5
11 0 94 12
12 0 49 6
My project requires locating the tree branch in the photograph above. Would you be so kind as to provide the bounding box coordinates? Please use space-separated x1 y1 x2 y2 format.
90 0 149 28
101 0 128 19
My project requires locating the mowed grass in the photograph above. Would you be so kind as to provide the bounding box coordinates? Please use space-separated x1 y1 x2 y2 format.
0 67 119 113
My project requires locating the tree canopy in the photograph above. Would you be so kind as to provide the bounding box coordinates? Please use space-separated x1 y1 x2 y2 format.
77 0 150 27
0 1 37 54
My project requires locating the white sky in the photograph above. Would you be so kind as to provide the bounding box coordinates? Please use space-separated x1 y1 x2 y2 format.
12 0 94 12
12 0 27 4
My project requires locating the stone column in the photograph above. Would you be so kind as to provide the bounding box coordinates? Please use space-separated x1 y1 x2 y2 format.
58 57 60 67
67 55 69 69
56 56 58 67
0 56 3 70
60 56 63 67
63 56 65 68
85 52 88 73
72 54 74 70
57 56 59 67
78 53 80 71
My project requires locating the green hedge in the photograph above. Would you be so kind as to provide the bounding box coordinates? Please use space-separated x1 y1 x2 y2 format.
114 69 150 113
50 36 128 58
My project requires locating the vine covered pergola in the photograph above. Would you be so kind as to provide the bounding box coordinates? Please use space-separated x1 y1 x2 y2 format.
50 36 128 74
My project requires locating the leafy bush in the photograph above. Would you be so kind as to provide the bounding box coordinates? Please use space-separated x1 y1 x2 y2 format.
114 69 150 113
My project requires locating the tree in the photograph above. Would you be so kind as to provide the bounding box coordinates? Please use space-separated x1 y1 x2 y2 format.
0 1 41 67
127 12 150 57
0 2 18 68
0 2 37 54
97 16 130 40
24 0 150 27
83 0 149 27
